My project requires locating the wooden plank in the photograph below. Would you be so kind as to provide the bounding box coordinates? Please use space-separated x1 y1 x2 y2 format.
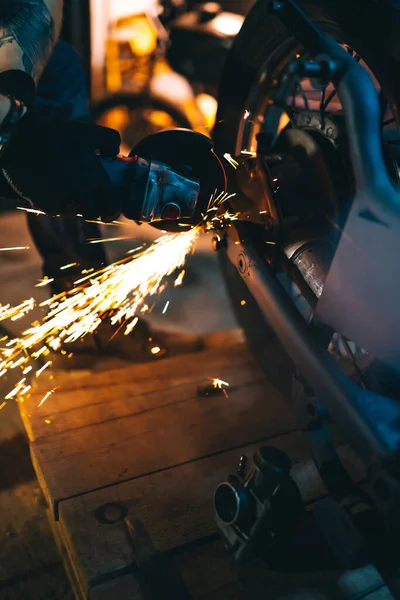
30 330 246 395
22 359 263 442
57 432 364 593
57 433 308 589
46 508 86 600
31 376 295 514
177 539 386 599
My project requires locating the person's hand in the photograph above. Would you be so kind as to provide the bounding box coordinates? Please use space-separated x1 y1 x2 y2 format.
1 110 121 220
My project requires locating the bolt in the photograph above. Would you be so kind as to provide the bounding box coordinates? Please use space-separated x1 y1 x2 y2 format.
238 253 247 273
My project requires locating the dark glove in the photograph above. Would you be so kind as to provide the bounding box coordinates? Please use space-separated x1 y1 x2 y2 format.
1 110 121 220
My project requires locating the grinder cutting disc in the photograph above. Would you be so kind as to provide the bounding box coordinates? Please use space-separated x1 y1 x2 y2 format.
130 129 226 232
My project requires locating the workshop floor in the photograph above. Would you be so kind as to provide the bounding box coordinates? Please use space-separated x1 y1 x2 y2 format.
0 210 237 600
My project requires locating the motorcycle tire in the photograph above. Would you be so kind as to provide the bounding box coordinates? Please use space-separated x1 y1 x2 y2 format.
213 0 400 396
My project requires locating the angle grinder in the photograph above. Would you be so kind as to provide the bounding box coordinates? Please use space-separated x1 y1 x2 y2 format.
101 128 226 231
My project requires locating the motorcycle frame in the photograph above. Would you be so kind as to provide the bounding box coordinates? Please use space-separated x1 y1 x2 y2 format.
222 0 400 569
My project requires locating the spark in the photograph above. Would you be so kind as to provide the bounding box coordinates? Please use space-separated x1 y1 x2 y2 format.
85 219 125 226
87 236 132 244
151 346 161 355
240 300 246 306
38 387 59 408
240 149 256 156
0 401 6 411
162 300 170 314
35 278 54 287
223 153 239 169
16 206 45 215
127 245 145 254
210 377 230 398
174 270 185 287
45 419 51 424
210 377 230 389
124 316 138 336
244 109 251 119
0 246 30 251
60 262 77 270
36 360 52 377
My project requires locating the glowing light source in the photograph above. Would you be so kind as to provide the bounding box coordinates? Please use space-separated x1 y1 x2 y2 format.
213 13 243 36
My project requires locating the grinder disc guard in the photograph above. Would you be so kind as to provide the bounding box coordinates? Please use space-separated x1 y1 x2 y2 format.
130 129 226 232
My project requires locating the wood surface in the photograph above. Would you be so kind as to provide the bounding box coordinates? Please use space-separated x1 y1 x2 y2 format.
19 329 390 599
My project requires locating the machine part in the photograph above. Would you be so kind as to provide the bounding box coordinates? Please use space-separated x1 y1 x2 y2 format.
214 445 303 562
284 237 335 299
139 160 200 223
225 226 400 465
131 128 226 231
101 128 226 231
214 0 400 589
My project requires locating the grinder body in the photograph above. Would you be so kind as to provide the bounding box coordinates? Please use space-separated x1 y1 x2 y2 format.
101 129 226 231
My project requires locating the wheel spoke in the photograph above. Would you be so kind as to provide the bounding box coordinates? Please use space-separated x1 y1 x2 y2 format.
323 88 337 111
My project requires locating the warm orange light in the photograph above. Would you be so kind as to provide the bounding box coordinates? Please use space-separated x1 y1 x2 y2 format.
128 15 157 56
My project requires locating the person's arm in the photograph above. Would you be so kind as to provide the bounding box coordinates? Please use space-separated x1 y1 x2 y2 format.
0 0 63 122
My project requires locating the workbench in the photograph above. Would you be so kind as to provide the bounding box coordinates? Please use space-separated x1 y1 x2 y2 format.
19 329 391 599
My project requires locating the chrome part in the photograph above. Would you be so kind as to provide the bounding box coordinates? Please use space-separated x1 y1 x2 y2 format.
284 238 334 298
141 160 200 223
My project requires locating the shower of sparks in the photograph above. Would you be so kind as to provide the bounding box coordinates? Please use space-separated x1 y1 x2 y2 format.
0 246 30 252
223 153 239 169
0 227 200 405
0 188 240 407
0 298 35 322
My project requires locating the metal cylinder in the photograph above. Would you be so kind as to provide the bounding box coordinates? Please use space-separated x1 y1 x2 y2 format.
214 481 254 527
284 238 334 299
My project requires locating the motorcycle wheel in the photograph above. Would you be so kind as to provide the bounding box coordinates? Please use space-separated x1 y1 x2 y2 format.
214 0 400 397
90 93 192 154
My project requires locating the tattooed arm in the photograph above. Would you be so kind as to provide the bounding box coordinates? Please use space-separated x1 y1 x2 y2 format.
0 0 62 122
